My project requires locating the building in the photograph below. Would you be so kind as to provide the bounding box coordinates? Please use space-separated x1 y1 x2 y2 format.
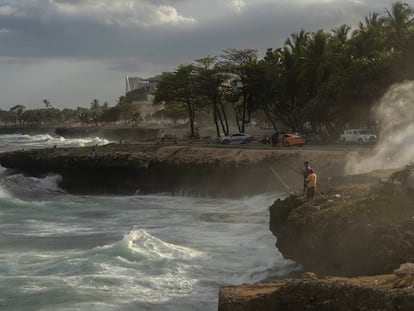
125 75 161 94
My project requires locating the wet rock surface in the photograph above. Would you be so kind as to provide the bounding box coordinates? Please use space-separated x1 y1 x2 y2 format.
219 272 414 311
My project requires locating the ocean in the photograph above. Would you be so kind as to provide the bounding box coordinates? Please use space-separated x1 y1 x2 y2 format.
0 133 299 311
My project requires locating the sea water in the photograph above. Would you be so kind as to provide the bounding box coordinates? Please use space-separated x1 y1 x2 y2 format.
0 134 299 311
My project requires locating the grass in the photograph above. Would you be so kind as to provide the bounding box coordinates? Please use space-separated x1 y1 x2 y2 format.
316 193 414 226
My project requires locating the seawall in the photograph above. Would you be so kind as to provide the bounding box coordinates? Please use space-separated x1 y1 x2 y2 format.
0 144 363 196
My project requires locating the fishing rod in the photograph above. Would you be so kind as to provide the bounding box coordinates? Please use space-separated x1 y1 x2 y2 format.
269 165 292 194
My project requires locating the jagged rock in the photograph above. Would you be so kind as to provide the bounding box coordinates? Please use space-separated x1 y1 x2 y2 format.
269 174 414 276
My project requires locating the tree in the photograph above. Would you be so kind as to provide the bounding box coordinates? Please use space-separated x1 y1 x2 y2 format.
220 48 258 133
0 110 15 125
100 107 121 124
10 105 26 124
350 12 386 58
43 99 52 109
383 1 414 50
131 111 141 126
193 56 230 136
154 64 199 137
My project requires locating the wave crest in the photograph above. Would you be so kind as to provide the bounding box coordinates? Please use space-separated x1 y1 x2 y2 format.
107 228 202 263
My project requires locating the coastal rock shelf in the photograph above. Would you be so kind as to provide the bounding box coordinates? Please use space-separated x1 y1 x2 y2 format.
0 144 350 196
270 197 414 276
269 174 414 277
219 273 414 311
219 170 414 310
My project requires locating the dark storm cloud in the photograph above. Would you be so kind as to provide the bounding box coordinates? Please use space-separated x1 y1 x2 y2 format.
0 0 404 109
0 0 401 62
0 0 197 60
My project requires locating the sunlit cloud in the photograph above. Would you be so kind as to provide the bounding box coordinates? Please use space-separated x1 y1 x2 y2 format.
229 0 246 11
48 0 195 26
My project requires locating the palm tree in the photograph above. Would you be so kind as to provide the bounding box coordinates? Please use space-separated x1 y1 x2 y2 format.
350 12 386 58
331 24 351 47
382 1 414 50
284 29 310 58
299 30 336 87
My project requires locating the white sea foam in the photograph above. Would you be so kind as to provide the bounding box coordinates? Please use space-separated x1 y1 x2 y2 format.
0 133 112 152
0 173 65 199
119 228 203 260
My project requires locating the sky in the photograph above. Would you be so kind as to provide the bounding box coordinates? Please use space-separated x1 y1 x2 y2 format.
0 0 404 110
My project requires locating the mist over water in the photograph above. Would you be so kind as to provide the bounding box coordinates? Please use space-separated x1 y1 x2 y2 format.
346 80 414 174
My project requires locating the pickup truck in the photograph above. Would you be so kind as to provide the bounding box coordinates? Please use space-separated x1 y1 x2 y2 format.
340 129 377 144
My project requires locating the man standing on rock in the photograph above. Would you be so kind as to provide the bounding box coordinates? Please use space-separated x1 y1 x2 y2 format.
302 161 311 195
306 168 317 206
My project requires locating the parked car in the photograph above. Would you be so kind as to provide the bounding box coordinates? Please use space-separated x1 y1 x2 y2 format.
339 129 377 144
304 133 322 145
216 133 252 144
281 133 305 147
291 132 322 145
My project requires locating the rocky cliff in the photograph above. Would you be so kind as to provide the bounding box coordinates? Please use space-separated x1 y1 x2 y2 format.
269 170 414 277
219 168 414 310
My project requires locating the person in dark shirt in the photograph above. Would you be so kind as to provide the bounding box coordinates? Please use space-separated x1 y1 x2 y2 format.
302 161 311 195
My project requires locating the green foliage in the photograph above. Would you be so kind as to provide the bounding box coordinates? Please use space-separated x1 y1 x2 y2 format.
100 107 121 123
125 88 148 102
317 194 414 226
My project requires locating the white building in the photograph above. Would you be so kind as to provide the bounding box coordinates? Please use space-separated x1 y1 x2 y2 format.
125 76 161 94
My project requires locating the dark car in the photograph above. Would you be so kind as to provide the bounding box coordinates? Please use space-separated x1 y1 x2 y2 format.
304 133 321 144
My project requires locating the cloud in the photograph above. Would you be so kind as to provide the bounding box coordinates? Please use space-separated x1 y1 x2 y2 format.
49 0 195 26
0 0 403 109
226 0 246 12
0 5 23 16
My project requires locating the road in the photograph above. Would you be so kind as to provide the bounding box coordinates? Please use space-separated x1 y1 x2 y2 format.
157 139 377 152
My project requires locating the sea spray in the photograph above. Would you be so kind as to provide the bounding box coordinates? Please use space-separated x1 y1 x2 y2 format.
346 80 414 174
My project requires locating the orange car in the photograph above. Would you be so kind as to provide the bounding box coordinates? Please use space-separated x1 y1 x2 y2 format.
281 133 305 147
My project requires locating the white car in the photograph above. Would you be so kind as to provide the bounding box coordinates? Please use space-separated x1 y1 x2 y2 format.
340 129 377 144
216 133 252 144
